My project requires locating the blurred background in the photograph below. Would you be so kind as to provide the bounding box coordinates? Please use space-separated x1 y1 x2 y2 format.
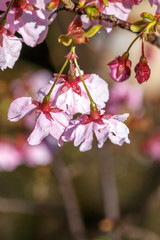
1 1 160 240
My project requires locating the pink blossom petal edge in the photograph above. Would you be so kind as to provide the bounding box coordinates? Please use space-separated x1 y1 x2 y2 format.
0 34 22 70
8 97 36 122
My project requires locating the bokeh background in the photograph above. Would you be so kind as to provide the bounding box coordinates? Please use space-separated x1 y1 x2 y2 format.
1 1 160 240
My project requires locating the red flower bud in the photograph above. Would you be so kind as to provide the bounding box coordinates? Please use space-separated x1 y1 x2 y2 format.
108 54 131 82
134 56 151 84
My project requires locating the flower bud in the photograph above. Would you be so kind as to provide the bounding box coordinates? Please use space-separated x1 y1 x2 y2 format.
108 54 131 82
134 56 150 84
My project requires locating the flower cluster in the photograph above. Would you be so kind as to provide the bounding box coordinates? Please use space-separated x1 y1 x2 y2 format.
8 57 130 152
3 0 160 153
0 0 56 70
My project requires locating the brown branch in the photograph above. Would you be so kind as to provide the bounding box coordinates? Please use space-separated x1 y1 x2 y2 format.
52 5 160 48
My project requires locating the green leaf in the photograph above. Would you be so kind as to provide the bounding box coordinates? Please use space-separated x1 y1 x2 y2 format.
130 20 149 32
140 12 154 21
58 35 72 46
84 24 102 38
146 20 157 33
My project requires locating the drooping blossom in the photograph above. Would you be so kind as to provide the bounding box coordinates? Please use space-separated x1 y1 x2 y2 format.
134 56 151 84
0 19 22 70
38 68 109 115
59 110 130 152
108 54 131 82
106 82 144 114
10 70 53 129
8 97 69 145
0 0 56 47
141 132 160 161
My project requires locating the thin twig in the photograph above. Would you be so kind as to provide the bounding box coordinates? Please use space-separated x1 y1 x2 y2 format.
52 5 160 48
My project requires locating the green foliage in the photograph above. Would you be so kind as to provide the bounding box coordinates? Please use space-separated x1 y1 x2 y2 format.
130 20 149 33
84 25 102 38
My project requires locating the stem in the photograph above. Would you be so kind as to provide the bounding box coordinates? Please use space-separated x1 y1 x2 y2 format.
43 57 69 103
126 33 142 53
73 57 98 112
43 45 78 103
1 0 15 23
52 156 87 240
141 37 145 57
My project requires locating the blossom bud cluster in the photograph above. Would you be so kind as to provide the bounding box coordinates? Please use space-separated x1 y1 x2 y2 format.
108 53 151 84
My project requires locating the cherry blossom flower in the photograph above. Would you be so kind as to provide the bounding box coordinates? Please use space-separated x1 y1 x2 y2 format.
38 70 109 115
0 0 56 47
8 97 69 145
59 111 130 152
108 55 131 82
0 19 22 70
134 56 151 84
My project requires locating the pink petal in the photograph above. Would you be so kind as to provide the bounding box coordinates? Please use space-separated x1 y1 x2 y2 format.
0 34 22 70
94 123 109 148
50 112 69 140
78 123 94 152
107 119 130 146
8 97 36 122
28 112 52 145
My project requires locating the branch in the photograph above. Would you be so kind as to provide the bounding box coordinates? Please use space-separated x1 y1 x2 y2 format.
52 5 160 48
